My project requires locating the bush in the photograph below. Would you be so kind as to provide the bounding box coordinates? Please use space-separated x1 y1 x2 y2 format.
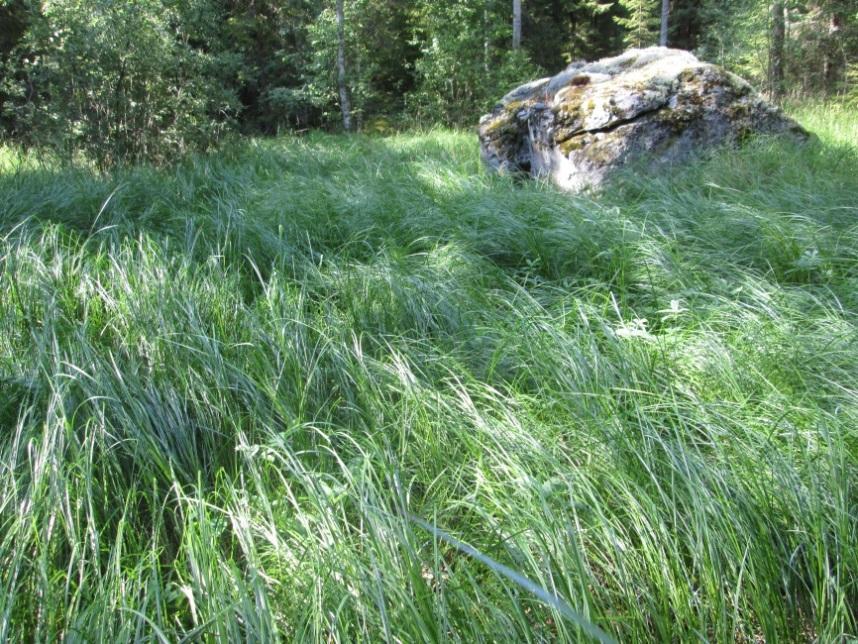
5 0 240 167
410 46 542 126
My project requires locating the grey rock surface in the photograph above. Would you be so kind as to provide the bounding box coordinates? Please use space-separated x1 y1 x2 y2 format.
478 47 809 192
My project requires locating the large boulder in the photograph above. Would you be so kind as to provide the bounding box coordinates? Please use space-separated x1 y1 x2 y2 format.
478 47 809 192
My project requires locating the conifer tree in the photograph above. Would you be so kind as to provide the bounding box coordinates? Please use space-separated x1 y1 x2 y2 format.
614 0 661 48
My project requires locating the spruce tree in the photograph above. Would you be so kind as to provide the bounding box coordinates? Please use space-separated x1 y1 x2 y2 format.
614 0 661 48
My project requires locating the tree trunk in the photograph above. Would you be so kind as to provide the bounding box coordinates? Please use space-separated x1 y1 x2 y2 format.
769 1 785 100
823 11 843 93
336 0 352 132
659 0 669 47
484 7 490 72
512 0 522 50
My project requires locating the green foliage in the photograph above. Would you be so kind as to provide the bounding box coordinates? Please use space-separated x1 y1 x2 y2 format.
407 0 522 124
614 0 661 48
847 63 858 106
5 0 239 166
0 0 28 133
1 0 857 161
783 1 857 94
304 1 419 128
405 0 619 125
0 107 857 640
209 0 321 132
695 0 858 96
409 0 544 126
527 0 621 66
693 0 770 85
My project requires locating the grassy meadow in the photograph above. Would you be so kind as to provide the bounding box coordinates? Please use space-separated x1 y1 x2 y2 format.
1 104 857 641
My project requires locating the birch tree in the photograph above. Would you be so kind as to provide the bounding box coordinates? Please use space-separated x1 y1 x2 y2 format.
336 0 353 131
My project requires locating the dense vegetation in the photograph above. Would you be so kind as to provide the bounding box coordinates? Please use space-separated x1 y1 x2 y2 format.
1 0 857 640
1 0 856 165
0 104 856 640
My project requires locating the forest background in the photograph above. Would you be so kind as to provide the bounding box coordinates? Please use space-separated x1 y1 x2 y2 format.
1 0 856 166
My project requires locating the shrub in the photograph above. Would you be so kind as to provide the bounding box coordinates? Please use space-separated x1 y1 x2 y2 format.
5 0 240 167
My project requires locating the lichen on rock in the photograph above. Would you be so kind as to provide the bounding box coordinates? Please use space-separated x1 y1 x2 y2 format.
478 47 810 193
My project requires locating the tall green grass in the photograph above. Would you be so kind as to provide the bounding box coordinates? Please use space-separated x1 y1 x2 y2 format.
1 104 856 641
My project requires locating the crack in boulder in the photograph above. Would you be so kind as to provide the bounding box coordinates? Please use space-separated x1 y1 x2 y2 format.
553 101 673 144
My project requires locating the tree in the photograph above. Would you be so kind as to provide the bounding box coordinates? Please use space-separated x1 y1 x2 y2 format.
2 0 856 158
336 0 353 131
513 0 522 49
0 0 29 136
667 0 705 50
769 1 786 99
615 0 661 48
4 0 239 166
524 0 620 69
814 0 849 92
208 0 322 133
408 0 542 124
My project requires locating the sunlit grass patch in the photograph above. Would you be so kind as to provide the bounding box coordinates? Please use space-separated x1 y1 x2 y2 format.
0 106 857 641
